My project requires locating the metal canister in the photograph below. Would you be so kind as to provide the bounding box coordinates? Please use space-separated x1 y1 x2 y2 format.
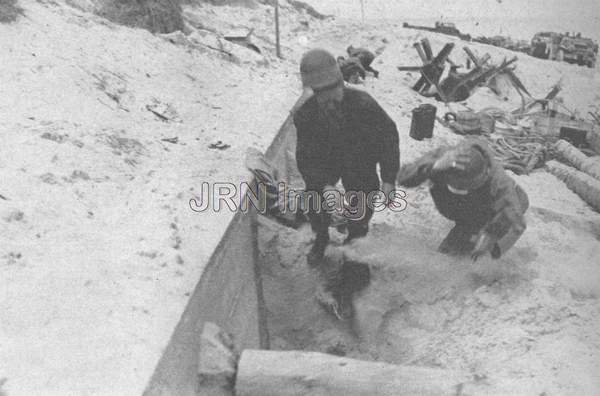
409 104 437 140
559 126 588 147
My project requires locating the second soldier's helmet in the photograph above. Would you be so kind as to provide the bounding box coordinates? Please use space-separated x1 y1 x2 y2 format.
446 144 490 191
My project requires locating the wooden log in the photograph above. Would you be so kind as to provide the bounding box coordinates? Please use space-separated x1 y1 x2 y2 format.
397 65 423 71
413 76 430 92
546 160 600 212
420 38 433 60
432 43 455 65
413 42 429 64
587 129 600 155
235 350 470 396
463 47 481 67
554 139 600 181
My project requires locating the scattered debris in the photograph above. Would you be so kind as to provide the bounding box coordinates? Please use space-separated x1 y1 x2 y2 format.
402 21 471 40
5 252 22 265
104 134 145 156
224 28 261 54
70 170 91 181
436 106 550 175
161 137 179 144
91 69 131 112
208 140 231 150
0 194 7 201
39 173 61 185
3 210 24 222
441 110 495 136
146 98 181 122
41 132 69 143
138 250 158 259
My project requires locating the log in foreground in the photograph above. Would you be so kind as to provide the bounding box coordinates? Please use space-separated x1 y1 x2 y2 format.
554 139 600 181
235 350 470 396
546 160 600 212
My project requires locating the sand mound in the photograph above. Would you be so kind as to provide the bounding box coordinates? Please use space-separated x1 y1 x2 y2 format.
96 0 184 33
0 0 23 23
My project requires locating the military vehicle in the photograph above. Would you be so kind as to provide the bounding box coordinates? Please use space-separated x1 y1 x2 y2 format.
530 32 597 68
557 34 598 68
530 31 562 60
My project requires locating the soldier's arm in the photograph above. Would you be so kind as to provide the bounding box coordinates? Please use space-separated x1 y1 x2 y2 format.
482 171 528 258
293 111 321 185
362 98 400 184
396 147 446 187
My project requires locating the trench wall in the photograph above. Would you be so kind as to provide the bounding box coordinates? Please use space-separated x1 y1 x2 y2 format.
143 105 299 395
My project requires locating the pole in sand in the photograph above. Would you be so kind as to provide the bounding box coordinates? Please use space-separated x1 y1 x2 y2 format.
275 0 281 58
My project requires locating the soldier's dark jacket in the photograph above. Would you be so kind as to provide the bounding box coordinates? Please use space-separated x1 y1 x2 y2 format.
348 47 375 68
338 57 366 81
293 87 400 192
398 139 529 258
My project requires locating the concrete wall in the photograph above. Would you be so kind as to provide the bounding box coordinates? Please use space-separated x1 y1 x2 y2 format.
143 101 301 396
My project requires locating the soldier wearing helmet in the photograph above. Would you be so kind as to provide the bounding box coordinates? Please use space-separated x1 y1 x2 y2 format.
294 48 400 265
397 138 529 260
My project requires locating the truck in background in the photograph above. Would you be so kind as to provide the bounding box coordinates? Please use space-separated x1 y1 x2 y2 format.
530 32 597 68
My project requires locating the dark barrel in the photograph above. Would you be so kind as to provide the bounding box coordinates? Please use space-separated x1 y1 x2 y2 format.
409 104 437 140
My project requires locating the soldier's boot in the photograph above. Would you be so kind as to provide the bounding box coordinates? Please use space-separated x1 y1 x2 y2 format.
438 224 477 255
307 232 329 267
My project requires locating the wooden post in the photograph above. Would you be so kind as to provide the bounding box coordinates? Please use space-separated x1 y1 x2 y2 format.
360 0 365 25
275 0 281 58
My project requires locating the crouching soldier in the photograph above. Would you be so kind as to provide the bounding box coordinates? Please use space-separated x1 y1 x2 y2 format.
347 45 379 78
337 56 366 84
397 139 529 260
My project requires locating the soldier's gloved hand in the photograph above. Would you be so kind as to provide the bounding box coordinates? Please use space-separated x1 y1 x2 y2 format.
396 163 426 187
471 232 495 262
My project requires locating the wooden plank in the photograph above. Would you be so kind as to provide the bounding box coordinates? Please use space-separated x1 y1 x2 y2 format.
463 46 481 68
413 42 429 64
432 43 455 65
236 350 470 396
421 38 433 61
397 65 423 71
413 76 430 92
